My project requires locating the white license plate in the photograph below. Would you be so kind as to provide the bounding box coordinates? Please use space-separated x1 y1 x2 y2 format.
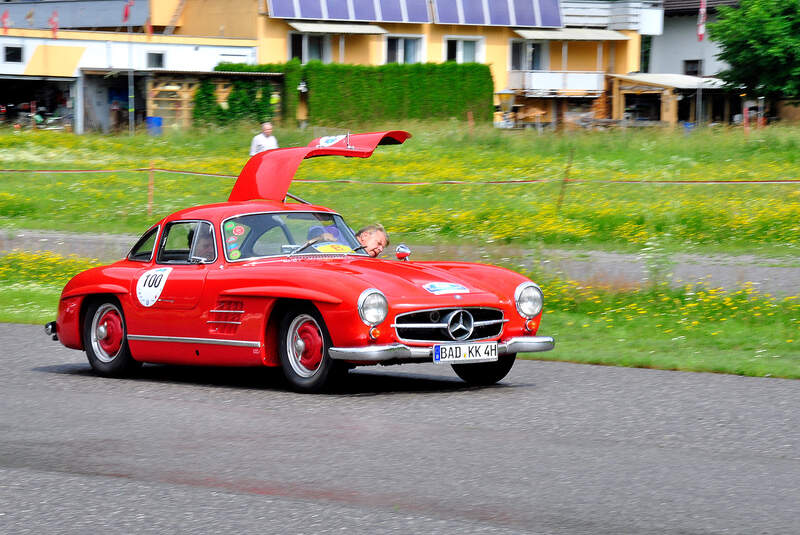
433 342 498 364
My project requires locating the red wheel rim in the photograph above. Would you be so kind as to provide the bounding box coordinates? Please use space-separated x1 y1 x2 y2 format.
97 309 123 355
296 320 323 371
286 314 326 378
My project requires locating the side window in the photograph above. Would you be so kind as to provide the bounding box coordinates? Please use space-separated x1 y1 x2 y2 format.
157 221 215 264
128 227 159 262
189 222 217 263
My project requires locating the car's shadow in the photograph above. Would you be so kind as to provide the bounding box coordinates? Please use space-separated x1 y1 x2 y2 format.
33 362 528 395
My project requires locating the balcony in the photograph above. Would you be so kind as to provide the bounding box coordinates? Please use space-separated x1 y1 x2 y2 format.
508 70 606 97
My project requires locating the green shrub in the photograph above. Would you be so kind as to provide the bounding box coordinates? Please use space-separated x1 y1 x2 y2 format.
208 61 493 126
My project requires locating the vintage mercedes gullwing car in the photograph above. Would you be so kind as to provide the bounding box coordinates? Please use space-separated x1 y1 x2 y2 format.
45 131 554 392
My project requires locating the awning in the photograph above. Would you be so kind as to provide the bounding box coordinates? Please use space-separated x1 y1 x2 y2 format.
610 73 726 90
515 28 629 41
288 22 388 34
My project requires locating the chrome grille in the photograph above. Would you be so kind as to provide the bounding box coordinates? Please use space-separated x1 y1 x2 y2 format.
392 307 505 343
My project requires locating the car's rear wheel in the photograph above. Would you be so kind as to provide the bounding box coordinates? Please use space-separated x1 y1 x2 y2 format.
451 354 516 386
278 307 342 393
83 299 140 376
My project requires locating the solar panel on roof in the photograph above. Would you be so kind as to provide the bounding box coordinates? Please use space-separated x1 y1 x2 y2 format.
379 0 404 22
434 1 460 23
431 0 561 27
327 0 350 20
268 0 431 22
353 1 377 21
488 1 511 26
538 0 562 27
513 0 537 26
270 0 296 18
405 0 430 22
462 0 485 25
298 0 324 19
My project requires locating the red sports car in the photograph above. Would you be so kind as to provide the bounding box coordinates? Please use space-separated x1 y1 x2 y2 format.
46 131 554 392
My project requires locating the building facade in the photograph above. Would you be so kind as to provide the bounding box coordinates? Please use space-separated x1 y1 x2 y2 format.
1 0 667 130
649 0 737 76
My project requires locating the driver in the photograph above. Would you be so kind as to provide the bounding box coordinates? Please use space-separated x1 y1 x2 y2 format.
355 224 389 257
194 233 215 260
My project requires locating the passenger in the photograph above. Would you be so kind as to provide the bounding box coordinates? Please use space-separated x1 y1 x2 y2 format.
307 225 342 243
355 224 389 257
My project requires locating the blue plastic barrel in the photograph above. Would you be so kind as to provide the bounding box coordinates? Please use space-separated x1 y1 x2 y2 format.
146 116 163 136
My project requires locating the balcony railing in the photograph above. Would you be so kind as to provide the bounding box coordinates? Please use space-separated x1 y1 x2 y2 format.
508 70 606 97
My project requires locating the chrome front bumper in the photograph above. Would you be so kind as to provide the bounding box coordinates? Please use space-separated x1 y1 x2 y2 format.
328 336 555 363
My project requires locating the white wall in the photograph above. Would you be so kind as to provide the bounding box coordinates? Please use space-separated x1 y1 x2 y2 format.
649 14 727 75
0 34 257 76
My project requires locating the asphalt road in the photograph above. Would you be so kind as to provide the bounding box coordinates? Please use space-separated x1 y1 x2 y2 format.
1 323 799 534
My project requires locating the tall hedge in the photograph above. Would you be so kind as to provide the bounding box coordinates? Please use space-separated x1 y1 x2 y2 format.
206 61 493 125
304 61 493 123
214 59 301 124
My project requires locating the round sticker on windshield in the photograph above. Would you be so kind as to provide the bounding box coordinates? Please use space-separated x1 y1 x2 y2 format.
233 225 245 236
224 221 235 231
136 267 173 307
229 250 241 260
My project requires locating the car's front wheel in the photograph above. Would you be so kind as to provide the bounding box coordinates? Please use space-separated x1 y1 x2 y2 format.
278 307 342 393
451 354 516 386
83 299 140 376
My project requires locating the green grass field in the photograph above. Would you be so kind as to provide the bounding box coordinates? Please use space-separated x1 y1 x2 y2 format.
1 123 798 378
2 123 800 255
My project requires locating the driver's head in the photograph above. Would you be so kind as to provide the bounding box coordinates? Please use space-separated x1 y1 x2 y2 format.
355 224 389 257
195 234 215 259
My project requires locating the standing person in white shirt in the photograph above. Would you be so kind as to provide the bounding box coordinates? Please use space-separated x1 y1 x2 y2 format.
249 122 278 156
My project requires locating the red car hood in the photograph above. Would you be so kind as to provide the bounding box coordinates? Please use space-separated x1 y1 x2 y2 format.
234 255 524 307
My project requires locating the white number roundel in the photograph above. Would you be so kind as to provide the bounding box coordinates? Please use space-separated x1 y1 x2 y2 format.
136 267 172 307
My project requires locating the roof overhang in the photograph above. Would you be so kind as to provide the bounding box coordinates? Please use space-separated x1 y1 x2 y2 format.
610 73 726 90
0 74 75 82
515 28 629 41
80 68 282 78
287 22 388 34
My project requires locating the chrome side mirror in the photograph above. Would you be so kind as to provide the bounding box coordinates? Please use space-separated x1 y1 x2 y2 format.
395 243 411 261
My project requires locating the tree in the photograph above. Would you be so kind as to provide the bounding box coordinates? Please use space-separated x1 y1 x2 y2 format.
709 0 800 97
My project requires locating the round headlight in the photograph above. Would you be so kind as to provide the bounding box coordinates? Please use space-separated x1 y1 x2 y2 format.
358 289 388 326
515 282 543 318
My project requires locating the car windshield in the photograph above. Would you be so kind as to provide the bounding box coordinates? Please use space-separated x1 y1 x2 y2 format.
221 212 362 261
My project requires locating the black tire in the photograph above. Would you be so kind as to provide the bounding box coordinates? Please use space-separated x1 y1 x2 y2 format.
83 298 140 377
451 354 516 386
278 306 342 393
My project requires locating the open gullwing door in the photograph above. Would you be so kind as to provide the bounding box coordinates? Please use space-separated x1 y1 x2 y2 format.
228 130 411 202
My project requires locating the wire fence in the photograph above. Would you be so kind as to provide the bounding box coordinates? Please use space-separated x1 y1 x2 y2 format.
3 166 800 185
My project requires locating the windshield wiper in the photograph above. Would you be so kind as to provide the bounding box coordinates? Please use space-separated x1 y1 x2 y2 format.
288 236 323 257
352 244 367 254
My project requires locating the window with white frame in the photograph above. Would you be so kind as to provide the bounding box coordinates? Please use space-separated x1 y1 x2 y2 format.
290 33 331 64
386 36 422 64
510 41 542 71
445 37 483 63
4 46 22 63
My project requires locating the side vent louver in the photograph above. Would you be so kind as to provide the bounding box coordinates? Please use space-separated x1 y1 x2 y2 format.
207 300 244 335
